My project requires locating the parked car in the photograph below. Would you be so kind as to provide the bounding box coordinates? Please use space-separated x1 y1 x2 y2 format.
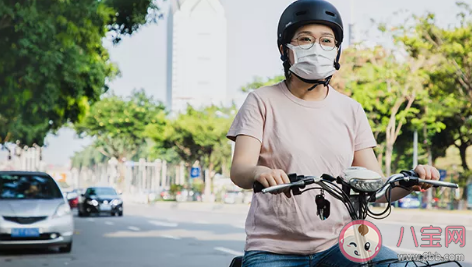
78 187 123 217
397 194 421 209
0 171 73 252
159 189 175 201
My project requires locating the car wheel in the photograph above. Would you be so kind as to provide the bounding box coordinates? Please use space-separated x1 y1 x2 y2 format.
118 211 123 216
78 210 84 217
59 242 72 253
111 212 115 216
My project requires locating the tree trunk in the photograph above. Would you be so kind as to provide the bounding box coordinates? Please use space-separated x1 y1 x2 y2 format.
208 159 215 194
458 144 469 171
422 124 433 209
385 143 393 177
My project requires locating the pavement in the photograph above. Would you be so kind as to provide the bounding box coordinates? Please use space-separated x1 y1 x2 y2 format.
0 202 470 267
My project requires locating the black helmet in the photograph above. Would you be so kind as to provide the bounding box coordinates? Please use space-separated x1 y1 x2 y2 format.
277 0 344 49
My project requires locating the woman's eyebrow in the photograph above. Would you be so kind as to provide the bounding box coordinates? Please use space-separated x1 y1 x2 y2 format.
295 31 334 37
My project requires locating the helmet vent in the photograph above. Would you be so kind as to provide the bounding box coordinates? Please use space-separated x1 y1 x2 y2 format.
325 11 336 17
296 11 307 16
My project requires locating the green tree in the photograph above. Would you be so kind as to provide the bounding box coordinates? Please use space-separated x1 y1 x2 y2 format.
146 105 235 192
0 0 164 146
398 4 472 174
71 144 108 169
75 89 167 162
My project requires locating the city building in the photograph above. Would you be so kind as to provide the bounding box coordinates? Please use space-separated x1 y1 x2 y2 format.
166 0 227 114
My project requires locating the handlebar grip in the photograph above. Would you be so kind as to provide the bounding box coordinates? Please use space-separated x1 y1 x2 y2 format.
253 173 299 193
401 169 419 178
253 181 264 193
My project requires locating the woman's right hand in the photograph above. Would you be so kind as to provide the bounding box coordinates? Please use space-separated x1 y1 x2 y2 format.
254 169 292 198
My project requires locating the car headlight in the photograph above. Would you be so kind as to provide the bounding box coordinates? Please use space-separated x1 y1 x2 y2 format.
54 203 71 218
87 199 99 206
112 199 122 205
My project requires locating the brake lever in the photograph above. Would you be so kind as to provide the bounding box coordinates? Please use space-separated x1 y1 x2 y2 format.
253 173 303 193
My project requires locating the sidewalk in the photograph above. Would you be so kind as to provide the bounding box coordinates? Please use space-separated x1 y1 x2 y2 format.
139 201 472 227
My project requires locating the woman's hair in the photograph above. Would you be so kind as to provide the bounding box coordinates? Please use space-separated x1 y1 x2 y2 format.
283 54 291 81
281 33 292 81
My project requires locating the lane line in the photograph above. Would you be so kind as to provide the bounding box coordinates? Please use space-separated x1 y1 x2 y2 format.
214 247 243 256
128 226 140 231
161 235 181 240
232 224 245 229
86 218 95 222
105 221 114 225
149 220 178 227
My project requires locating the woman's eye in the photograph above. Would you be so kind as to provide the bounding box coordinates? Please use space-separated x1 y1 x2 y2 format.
299 37 313 42
321 38 332 43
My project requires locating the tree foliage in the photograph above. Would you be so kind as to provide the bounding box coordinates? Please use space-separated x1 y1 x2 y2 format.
0 0 163 146
75 89 167 162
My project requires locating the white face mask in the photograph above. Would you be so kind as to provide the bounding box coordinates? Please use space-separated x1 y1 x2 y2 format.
286 43 338 81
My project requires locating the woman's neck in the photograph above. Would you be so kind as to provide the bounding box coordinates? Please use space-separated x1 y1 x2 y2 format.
286 76 329 101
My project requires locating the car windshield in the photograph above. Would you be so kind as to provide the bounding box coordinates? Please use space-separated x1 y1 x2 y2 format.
0 174 63 200
86 187 117 196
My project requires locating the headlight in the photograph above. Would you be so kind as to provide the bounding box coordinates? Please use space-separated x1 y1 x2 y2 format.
112 199 122 205
54 203 71 218
349 178 384 192
87 199 99 206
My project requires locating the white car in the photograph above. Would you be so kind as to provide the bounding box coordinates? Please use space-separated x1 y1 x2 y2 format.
0 171 74 252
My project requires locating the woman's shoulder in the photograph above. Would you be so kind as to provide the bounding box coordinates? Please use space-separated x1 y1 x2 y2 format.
329 87 363 110
249 81 285 100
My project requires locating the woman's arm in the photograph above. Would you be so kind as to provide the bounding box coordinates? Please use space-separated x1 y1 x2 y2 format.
230 135 291 196
230 135 268 189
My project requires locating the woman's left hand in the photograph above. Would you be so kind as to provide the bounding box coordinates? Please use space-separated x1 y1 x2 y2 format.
412 165 440 192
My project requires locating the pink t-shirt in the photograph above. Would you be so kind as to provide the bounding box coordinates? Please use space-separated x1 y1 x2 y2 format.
226 81 377 255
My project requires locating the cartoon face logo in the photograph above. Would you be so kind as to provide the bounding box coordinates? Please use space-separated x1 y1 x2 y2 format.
338 220 382 263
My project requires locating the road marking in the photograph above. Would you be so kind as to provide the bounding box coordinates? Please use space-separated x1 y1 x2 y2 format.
161 235 181 240
87 218 95 222
214 247 243 256
105 221 114 225
149 220 178 227
128 226 140 231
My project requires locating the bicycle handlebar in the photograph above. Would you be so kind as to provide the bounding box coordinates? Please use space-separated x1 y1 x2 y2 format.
253 170 459 196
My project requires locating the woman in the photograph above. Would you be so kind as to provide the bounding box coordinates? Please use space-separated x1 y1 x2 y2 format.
226 0 439 266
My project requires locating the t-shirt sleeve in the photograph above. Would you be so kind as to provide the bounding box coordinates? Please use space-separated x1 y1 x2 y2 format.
354 103 377 151
227 92 265 143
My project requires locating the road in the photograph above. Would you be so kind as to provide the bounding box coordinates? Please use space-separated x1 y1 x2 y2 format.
0 203 470 267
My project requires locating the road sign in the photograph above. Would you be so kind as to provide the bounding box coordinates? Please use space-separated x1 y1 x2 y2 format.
190 167 200 178
438 169 447 181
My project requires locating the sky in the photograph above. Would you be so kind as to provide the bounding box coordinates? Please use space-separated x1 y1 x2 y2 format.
2 0 469 166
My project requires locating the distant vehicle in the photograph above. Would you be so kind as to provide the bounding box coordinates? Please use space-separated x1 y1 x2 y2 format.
397 194 421 209
78 187 123 217
65 190 79 209
0 171 73 253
